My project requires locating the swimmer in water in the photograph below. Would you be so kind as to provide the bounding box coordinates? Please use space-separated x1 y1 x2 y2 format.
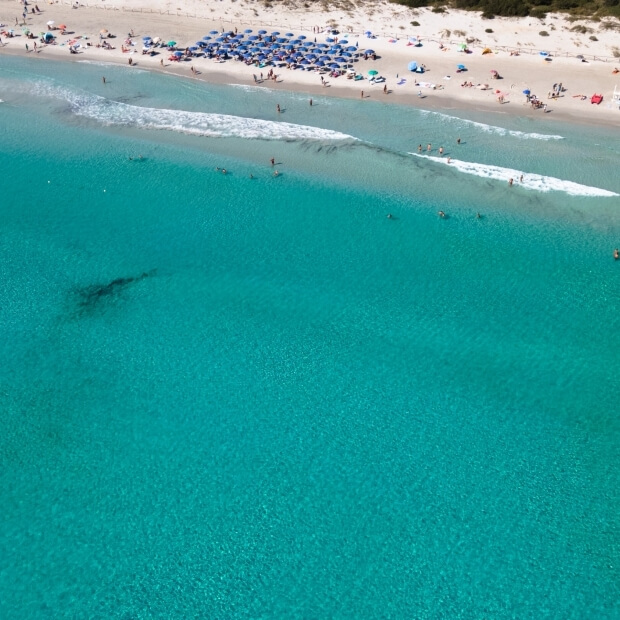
508 178 514 186
614 248 619 260
476 212 481 219
438 211 446 218
273 170 279 177
387 214 393 219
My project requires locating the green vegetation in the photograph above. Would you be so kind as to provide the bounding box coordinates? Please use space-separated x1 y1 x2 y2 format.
391 0 620 19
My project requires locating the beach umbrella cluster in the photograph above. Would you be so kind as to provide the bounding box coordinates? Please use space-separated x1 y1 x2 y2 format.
140 29 373 71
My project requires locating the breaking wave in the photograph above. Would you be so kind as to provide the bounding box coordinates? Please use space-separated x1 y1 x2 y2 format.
410 153 618 197
34 81 357 141
420 110 564 141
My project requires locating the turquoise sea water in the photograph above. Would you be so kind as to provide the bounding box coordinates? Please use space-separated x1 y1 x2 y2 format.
1 56 619 618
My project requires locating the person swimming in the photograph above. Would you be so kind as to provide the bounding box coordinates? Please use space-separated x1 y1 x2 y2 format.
438 211 446 218
614 248 619 260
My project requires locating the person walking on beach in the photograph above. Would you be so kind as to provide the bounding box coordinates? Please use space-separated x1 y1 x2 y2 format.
361 90 364 98
25 43 28 52
383 84 387 94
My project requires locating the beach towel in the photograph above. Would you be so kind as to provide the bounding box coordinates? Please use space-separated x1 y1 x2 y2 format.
397 78 406 85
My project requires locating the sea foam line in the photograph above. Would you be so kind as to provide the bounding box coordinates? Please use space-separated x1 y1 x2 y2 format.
410 153 619 197
37 81 356 142
419 110 564 141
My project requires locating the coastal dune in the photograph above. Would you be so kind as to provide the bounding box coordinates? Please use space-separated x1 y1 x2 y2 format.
1 0 619 123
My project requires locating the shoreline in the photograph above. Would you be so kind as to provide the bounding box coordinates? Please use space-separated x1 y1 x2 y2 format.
2 0 620 128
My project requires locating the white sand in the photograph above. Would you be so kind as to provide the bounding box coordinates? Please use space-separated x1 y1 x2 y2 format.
2 0 620 123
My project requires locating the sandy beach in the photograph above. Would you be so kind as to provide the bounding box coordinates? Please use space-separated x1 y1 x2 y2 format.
2 0 620 124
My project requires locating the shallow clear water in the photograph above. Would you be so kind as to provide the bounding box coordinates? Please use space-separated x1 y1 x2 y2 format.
1 56 619 618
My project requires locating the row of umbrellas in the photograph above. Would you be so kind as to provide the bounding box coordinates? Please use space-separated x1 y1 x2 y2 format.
139 30 376 70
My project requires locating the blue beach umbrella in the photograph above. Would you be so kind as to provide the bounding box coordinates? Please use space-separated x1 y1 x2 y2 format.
286 32 294 37
142 36 151 42
326 37 334 43
244 28 253 33
523 89 531 95
339 40 348 45
271 31 280 36
202 35 212 41
346 46 357 52
258 29 267 34
365 49 375 55
408 61 418 71
248 35 258 41
298 35 307 40
210 30 219 35
189 46 199 51
173 51 183 57
457 63 466 70
315 60 325 66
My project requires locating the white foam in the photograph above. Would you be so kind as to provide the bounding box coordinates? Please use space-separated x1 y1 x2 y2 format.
36 82 356 141
420 110 564 141
410 153 619 197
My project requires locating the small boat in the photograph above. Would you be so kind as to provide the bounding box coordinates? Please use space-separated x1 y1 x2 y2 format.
591 93 603 104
